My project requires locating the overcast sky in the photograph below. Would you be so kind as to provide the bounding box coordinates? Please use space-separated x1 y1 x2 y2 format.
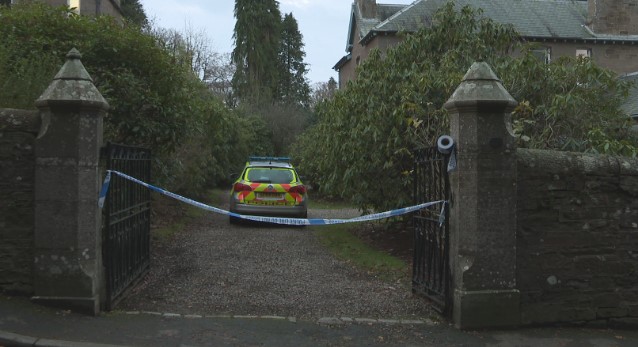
138 0 416 86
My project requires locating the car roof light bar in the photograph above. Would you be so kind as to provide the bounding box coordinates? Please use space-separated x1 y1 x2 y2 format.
249 156 291 163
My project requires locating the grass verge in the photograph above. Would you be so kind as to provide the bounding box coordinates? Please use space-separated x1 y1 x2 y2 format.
315 224 410 284
308 196 355 210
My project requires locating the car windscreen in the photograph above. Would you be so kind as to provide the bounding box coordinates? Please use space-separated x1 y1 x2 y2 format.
245 168 294 184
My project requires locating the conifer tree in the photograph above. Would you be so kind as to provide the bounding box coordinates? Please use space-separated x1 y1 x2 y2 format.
277 13 310 107
232 0 282 102
121 0 148 27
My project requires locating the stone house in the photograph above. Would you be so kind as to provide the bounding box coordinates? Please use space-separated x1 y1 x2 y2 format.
2 0 123 18
63 0 122 18
621 72 638 129
335 0 638 85
334 0 638 122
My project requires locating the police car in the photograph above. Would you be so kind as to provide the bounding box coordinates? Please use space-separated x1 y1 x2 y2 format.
229 157 308 223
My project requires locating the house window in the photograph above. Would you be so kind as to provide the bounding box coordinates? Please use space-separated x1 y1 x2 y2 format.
576 49 592 58
531 47 551 64
68 0 80 14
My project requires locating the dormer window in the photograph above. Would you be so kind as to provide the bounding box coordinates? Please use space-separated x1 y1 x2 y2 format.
68 0 80 14
576 49 591 58
531 47 551 64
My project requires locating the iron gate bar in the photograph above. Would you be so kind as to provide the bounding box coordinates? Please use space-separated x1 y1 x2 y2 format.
103 143 151 311
109 202 151 224
412 146 451 315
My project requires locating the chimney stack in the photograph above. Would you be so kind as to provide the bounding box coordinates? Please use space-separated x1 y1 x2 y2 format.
357 0 378 19
588 0 638 35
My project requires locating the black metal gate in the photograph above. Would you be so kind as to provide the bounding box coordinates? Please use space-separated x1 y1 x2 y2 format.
412 146 450 315
102 143 151 310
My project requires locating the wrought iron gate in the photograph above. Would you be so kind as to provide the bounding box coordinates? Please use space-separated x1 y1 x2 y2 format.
102 143 151 310
412 146 450 315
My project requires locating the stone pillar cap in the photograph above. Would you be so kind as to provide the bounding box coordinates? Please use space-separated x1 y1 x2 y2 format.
444 61 517 112
36 48 109 110
52 48 93 81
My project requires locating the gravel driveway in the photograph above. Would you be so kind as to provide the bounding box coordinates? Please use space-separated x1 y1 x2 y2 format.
118 195 433 321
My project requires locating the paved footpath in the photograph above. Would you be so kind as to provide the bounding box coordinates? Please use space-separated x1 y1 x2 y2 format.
3 295 638 347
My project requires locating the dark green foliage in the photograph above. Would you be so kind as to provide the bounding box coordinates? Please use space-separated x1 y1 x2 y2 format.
160 93 266 196
229 0 313 166
294 3 518 212
0 3 257 192
311 78 338 106
277 13 310 107
0 3 190 153
121 0 148 27
232 2 311 113
497 49 637 157
0 45 59 109
239 101 311 156
232 0 282 102
293 2 636 213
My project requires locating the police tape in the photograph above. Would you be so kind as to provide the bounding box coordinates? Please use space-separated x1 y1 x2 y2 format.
99 170 446 226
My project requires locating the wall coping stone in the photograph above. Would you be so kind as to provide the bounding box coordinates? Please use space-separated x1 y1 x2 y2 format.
517 148 638 176
0 109 40 134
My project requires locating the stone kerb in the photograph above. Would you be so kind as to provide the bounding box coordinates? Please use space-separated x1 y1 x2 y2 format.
443 62 520 329
32 48 108 315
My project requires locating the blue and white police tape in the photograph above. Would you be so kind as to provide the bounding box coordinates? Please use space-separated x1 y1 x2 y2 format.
99 170 446 226
97 170 111 209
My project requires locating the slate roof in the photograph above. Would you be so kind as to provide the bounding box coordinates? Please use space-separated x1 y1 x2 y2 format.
351 0 638 47
379 0 589 38
357 4 405 36
349 3 406 49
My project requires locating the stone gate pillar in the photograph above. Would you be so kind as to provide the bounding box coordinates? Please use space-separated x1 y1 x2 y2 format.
32 49 108 315
443 62 520 329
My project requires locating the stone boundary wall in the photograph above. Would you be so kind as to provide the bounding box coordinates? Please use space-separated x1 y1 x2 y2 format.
0 108 40 294
516 148 638 328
